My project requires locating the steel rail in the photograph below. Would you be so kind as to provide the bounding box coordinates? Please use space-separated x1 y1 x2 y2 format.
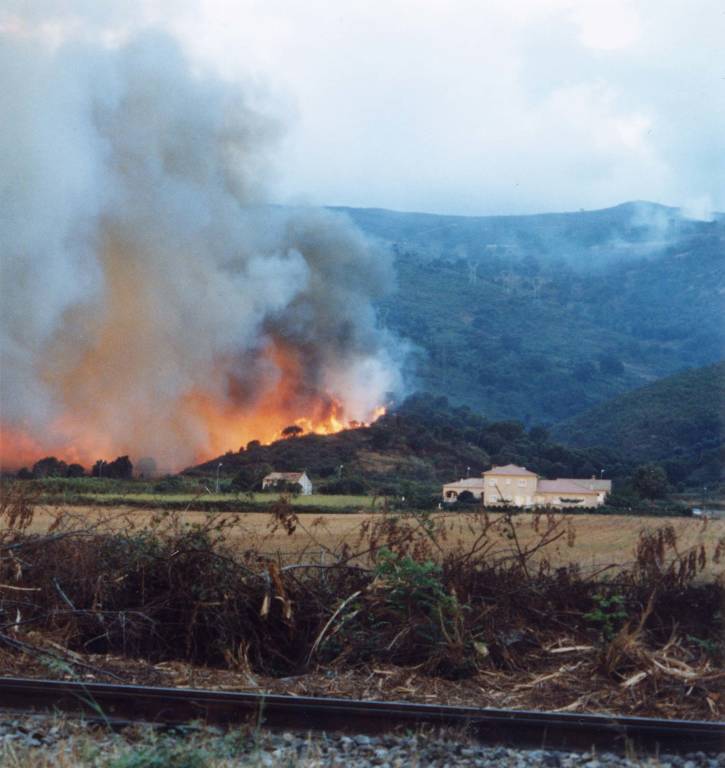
0 677 722 753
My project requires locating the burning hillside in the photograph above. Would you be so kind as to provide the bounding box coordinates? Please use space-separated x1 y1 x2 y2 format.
0 31 401 471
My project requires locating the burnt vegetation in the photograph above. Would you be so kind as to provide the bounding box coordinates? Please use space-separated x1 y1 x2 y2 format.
0 484 722 718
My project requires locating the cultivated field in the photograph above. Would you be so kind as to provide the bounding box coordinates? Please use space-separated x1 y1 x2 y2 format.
22 503 725 578
57 492 383 509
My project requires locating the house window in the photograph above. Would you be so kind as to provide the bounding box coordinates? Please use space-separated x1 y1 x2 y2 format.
487 479 496 486
505 478 511 485
517 479 526 487
488 493 498 501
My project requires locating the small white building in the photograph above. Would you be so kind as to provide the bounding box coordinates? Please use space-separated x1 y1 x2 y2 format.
262 471 313 495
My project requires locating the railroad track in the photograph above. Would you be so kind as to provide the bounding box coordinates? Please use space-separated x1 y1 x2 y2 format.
0 677 722 754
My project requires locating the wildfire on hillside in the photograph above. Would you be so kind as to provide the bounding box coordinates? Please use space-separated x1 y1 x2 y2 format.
0 32 401 473
0 339 387 471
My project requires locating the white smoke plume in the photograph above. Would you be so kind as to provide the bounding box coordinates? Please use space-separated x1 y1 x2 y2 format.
0 30 402 470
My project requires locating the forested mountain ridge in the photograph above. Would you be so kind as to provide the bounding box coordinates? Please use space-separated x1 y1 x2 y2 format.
551 361 724 485
336 202 724 425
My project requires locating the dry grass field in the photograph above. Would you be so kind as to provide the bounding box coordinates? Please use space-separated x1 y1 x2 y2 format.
21 503 725 579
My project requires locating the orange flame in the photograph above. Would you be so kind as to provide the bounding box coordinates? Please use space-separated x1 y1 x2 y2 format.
0 340 386 471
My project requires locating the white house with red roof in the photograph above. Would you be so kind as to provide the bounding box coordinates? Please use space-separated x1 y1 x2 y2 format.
262 471 313 495
443 464 611 508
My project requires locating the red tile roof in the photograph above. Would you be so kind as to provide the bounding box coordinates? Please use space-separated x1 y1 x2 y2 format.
537 479 598 495
443 478 487 488
264 472 305 482
483 464 537 477
576 479 612 491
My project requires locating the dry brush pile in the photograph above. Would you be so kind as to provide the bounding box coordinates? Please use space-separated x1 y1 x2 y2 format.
0 483 723 717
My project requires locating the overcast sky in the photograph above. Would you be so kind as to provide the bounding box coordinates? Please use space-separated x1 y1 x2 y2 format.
2 0 724 216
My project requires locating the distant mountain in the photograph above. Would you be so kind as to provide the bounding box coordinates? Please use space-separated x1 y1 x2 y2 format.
336 201 725 425
552 362 724 485
336 201 723 271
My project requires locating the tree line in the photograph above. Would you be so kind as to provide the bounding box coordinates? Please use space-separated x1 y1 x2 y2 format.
16 454 146 480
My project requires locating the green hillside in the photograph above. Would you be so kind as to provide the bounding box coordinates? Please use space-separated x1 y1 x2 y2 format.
190 393 628 498
336 202 724 425
551 362 725 485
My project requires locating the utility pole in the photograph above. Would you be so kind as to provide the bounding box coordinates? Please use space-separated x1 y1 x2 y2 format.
215 462 223 494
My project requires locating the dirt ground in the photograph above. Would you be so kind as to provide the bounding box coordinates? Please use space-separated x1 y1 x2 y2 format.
20 504 725 578
2 642 722 721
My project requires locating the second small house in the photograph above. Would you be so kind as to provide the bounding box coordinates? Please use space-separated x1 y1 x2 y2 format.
262 471 313 495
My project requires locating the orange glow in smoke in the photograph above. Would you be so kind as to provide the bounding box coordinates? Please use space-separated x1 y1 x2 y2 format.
0 340 386 471
183 342 386 462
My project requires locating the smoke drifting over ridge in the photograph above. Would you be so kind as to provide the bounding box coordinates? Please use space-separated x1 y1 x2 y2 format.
0 31 402 469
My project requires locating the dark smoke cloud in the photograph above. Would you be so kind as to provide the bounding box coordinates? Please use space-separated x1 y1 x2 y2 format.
0 30 402 468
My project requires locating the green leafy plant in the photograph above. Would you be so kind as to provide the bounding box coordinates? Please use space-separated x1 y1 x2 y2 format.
107 736 214 768
584 592 628 642
686 634 720 659
374 547 455 619
369 548 473 675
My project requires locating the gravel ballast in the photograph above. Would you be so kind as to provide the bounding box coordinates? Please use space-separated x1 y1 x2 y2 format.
1 715 723 767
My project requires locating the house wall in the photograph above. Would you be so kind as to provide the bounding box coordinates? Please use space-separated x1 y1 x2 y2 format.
299 474 313 495
442 484 485 503
483 473 537 506
262 474 313 495
533 491 600 508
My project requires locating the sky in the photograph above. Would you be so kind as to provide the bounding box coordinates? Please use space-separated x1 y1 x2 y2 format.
1 0 724 216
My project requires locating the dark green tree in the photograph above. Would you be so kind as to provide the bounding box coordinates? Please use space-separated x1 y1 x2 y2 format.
32 456 67 478
632 463 668 499
529 426 549 444
231 463 273 492
106 455 133 479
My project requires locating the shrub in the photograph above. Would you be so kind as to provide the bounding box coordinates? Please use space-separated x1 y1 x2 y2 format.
32 456 67 478
153 475 186 493
230 463 272 492
584 592 628 642
320 477 367 495
0 484 721 714
632 463 668 499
